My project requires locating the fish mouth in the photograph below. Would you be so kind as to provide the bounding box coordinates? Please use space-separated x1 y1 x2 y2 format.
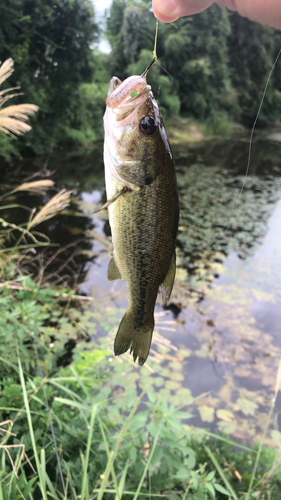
104 75 156 136
118 85 151 110
107 75 151 111
115 88 152 122
108 76 122 94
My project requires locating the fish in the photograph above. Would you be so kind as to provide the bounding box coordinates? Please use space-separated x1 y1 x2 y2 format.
102 70 179 365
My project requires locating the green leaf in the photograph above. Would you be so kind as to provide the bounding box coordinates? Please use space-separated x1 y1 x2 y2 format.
147 421 160 437
214 483 232 495
147 390 156 403
205 482 216 499
204 446 238 500
81 404 98 500
206 471 216 481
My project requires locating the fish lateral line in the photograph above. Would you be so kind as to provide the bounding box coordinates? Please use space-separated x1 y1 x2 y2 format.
92 186 128 214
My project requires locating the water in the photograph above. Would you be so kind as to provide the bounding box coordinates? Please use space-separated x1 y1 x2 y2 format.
2 132 281 443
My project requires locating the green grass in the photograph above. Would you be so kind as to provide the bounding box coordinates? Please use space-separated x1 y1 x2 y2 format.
0 271 280 499
0 336 280 499
0 192 281 499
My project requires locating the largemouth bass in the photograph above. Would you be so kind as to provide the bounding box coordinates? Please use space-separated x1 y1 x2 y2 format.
103 72 179 365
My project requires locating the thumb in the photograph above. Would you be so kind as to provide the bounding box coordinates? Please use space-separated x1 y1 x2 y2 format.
152 0 214 22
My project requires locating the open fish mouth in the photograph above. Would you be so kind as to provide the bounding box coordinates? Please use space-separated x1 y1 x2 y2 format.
106 74 152 110
108 76 122 94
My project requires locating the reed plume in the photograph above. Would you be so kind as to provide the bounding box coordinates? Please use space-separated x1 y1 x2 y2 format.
28 189 72 229
0 58 38 137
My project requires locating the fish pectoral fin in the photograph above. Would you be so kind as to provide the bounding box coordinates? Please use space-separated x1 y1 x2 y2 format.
161 251 176 306
107 255 122 281
92 187 127 214
118 159 158 188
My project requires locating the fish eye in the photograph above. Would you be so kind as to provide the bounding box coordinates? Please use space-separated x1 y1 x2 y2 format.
139 116 157 136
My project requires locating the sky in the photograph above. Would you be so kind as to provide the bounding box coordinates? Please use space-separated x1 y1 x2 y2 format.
92 0 112 53
92 0 112 12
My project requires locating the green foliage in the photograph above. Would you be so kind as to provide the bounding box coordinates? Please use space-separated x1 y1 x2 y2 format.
58 81 107 145
107 0 155 81
58 52 110 145
107 1 281 126
204 111 239 137
0 133 20 163
227 12 281 124
1 0 280 159
162 6 233 121
0 276 281 498
1 353 281 498
0 0 99 156
107 3 234 120
0 277 88 377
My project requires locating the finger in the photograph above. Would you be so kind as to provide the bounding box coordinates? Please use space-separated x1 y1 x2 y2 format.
152 0 214 23
216 0 281 30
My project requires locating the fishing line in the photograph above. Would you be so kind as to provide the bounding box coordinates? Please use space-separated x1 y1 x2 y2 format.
156 60 174 85
153 18 159 60
153 18 174 85
142 19 174 85
141 19 158 77
208 45 281 249
32 334 66 496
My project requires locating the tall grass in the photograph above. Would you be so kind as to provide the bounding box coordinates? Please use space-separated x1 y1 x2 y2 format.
1 347 280 499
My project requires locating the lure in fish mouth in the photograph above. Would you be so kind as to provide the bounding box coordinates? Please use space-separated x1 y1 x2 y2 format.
102 70 179 365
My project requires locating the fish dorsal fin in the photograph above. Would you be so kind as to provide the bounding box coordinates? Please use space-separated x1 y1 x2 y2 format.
161 251 176 306
108 255 122 281
92 186 127 214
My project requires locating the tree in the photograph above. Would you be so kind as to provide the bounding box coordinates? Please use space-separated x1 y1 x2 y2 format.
107 2 235 121
107 0 155 80
0 0 99 154
160 5 234 120
227 12 281 125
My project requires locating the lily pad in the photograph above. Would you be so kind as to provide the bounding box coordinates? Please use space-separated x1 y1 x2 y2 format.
237 398 258 416
198 405 215 422
216 409 235 422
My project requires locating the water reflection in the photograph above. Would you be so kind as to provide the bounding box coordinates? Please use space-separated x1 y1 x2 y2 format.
2 133 281 441
78 135 281 441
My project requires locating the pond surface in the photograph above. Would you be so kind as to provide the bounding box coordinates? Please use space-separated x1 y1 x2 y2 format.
2 131 281 444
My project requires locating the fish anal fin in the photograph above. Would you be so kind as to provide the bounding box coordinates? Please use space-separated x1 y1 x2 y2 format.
162 251 176 306
92 186 127 214
107 255 122 281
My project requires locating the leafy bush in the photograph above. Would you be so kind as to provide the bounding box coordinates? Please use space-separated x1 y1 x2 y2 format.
58 81 108 146
0 0 99 156
0 132 19 163
0 278 281 498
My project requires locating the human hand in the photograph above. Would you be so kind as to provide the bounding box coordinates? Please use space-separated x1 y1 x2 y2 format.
152 0 281 30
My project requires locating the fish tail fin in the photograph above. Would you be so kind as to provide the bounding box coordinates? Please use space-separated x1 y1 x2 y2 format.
114 311 154 366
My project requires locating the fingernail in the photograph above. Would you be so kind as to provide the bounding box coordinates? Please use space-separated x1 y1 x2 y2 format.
153 0 178 17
